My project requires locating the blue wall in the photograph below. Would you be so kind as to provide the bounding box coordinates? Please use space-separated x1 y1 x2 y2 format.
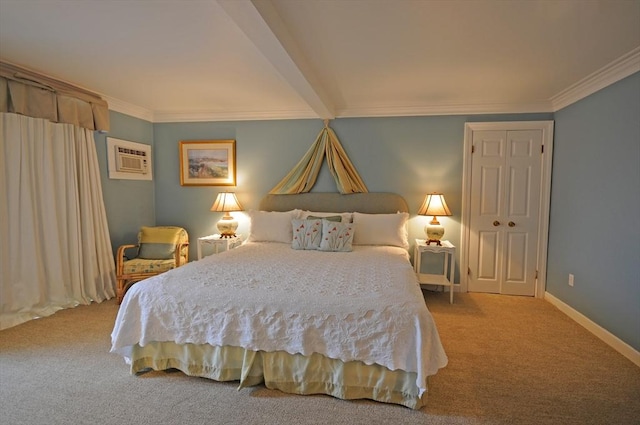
152 116 470 256
547 72 640 351
95 73 640 352
95 111 155 254
151 113 549 268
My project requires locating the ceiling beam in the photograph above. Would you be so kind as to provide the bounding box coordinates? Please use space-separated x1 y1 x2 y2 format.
218 0 335 119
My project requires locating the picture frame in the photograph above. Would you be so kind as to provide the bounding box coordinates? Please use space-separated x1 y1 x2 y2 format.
179 140 236 186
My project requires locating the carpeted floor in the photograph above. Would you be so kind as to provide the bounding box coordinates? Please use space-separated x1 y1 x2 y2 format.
1 291 639 425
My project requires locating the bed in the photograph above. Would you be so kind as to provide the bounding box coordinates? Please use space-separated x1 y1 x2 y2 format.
110 193 448 409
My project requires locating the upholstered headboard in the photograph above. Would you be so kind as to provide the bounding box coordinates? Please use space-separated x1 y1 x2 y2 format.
259 193 409 214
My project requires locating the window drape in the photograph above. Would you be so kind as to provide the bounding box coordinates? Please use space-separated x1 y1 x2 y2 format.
269 123 368 194
0 112 116 330
0 61 109 132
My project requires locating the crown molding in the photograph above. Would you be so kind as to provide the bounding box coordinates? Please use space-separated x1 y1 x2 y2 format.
148 101 555 122
102 95 154 123
336 101 553 118
152 108 318 123
108 99 555 123
551 47 640 112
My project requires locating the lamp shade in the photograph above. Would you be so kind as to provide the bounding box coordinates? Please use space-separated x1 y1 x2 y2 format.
210 192 243 212
417 193 452 217
418 193 452 246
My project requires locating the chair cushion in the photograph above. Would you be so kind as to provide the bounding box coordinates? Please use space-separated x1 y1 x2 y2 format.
138 226 183 260
122 258 178 275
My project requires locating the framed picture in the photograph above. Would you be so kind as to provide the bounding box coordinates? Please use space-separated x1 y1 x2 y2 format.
179 140 236 186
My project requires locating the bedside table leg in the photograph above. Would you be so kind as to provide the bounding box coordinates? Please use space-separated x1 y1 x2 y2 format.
450 253 455 304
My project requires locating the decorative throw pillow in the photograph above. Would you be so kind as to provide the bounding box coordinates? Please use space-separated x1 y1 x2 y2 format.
138 226 182 259
248 210 301 243
291 219 323 250
352 212 409 249
319 220 355 252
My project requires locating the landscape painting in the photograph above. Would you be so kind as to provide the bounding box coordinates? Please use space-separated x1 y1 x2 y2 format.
179 140 236 186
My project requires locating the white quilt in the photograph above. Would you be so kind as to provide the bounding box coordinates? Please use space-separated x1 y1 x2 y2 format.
110 242 448 394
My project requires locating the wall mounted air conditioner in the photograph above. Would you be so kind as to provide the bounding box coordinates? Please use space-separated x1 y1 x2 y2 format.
107 137 153 181
115 146 148 174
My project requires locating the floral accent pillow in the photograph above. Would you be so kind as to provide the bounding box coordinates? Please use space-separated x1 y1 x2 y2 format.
319 220 355 252
291 219 323 250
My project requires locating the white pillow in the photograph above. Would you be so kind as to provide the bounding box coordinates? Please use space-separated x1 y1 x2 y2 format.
248 210 301 243
300 210 352 223
352 212 409 249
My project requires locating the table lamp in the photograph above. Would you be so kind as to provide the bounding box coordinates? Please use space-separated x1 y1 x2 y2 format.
417 193 452 246
211 192 243 238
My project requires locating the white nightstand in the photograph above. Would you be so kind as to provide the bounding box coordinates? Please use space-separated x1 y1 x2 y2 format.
414 239 456 304
197 234 243 260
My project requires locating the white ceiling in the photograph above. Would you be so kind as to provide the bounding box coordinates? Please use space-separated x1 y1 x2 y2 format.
1 0 639 123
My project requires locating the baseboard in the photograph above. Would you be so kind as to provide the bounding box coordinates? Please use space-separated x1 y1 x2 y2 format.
544 292 640 367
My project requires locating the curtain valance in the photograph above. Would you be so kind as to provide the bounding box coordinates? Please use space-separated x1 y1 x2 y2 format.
0 61 109 132
269 121 368 194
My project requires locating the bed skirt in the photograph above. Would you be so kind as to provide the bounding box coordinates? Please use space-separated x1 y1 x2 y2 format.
129 342 427 409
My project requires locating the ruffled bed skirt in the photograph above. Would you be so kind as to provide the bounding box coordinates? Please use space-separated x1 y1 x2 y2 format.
129 342 427 409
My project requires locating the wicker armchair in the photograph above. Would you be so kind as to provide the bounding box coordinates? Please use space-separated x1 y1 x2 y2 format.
116 226 189 303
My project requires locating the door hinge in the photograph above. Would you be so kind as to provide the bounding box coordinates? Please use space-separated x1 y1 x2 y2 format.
468 267 471 276
535 270 538 279
541 145 544 154
472 145 475 153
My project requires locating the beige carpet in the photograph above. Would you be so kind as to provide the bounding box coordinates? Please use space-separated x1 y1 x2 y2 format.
1 291 638 425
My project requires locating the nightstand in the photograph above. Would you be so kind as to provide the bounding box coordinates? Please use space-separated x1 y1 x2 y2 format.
414 239 456 304
197 234 243 260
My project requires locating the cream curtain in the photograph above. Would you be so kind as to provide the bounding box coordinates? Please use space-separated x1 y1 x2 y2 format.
0 112 116 330
269 123 368 194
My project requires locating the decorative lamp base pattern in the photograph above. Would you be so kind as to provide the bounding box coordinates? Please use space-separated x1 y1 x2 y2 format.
425 224 445 246
217 217 238 238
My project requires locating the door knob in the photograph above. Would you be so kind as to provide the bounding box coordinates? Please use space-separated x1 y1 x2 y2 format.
508 221 516 227
493 220 500 226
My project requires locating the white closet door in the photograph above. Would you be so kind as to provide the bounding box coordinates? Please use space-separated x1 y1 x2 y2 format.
468 129 542 296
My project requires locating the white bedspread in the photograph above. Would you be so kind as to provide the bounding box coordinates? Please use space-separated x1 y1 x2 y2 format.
110 242 448 394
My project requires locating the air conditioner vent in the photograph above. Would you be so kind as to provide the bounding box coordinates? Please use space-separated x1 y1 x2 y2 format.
116 147 148 174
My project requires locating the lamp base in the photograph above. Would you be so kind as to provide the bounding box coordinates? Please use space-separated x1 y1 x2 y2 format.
424 223 445 246
217 215 238 238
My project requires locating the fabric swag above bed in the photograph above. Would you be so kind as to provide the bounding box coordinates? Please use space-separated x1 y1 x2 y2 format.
269 120 368 195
